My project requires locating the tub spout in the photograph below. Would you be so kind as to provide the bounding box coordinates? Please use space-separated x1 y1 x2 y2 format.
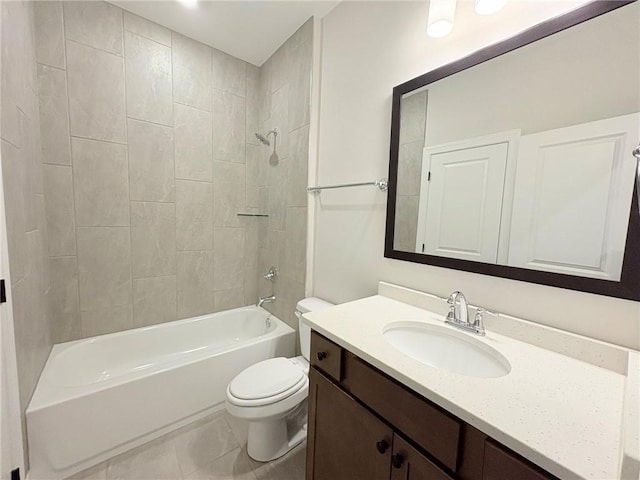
257 295 276 308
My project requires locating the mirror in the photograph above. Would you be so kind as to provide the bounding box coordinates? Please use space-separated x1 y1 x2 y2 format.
385 1 640 301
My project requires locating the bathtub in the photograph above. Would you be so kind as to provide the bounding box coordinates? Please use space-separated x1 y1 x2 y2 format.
26 306 295 480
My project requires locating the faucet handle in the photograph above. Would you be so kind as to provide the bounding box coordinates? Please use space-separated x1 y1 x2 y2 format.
264 266 278 282
472 309 487 335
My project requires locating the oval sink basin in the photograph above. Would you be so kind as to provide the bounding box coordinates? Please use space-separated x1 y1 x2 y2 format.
383 322 511 378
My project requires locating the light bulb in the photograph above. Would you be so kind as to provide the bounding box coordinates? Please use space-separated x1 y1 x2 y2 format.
179 0 198 9
428 19 453 38
427 0 457 38
475 0 507 15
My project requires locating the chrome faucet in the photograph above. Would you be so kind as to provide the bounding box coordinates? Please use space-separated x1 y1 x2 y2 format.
257 294 276 308
445 291 485 335
446 291 468 325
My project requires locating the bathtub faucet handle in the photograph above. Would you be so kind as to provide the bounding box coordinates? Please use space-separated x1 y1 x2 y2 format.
264 267 278 282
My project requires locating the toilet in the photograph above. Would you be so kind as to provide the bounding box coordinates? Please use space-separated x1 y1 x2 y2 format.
225 297 333 462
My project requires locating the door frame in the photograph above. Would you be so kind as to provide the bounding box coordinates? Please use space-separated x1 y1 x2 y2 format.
0 146 26 479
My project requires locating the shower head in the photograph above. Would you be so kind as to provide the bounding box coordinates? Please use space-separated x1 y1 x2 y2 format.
255 132 270 146
255 129 277 147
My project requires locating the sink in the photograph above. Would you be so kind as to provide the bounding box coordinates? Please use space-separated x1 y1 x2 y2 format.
383 321 511 378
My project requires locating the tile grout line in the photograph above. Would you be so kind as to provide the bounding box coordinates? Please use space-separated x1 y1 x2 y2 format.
59 2 85 340
117 5 136 332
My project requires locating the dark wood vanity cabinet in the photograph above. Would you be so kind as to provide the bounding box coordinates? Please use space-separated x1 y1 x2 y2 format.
306 332 558 480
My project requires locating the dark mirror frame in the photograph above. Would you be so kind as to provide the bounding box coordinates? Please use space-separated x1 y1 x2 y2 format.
384 0 640 302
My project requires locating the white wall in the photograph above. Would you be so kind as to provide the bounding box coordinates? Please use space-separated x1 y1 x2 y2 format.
312 0 640 350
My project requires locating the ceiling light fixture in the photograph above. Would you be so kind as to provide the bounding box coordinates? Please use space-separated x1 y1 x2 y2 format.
475 0 507 16
427 0 457 38
178 0 198 9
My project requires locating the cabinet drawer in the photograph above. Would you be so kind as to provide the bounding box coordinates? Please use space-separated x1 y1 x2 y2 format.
310 332 343 382
483 440 558 480
342 352 461 472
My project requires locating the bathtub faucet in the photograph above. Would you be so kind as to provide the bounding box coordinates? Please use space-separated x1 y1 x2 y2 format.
257 295 276 308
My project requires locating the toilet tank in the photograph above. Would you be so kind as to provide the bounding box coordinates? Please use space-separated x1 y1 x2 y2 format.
295 297 334 360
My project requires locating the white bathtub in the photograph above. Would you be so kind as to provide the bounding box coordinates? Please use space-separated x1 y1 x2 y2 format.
26 306 295 480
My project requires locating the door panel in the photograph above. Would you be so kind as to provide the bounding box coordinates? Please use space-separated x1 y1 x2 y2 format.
508 113 639 280
419 143 508 262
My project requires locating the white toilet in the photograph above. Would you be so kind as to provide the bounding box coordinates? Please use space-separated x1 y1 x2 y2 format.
225 297 333 462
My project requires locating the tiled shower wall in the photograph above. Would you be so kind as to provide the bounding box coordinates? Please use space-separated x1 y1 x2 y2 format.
394 90 427 252
35 1 312 342
256 20 312 334
1 0 52 459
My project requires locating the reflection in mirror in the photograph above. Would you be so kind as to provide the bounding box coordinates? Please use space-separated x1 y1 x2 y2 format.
391 1 639 284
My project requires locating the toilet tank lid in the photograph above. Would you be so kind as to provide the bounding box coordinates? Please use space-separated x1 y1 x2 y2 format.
296 297 334 314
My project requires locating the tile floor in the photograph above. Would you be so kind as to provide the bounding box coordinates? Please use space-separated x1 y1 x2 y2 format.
67 411 306 480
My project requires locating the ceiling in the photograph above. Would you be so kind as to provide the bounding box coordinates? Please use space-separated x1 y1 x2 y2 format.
110 1 340 66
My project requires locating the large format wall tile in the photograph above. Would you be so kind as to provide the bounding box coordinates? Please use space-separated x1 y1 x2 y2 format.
214 288 245 313
81 303 133 337
213 90 246 163
288 39 312 132
72 137 129 226
176 180 213 251
213 49 246 97
246 65 261 146
66 40 126 143
128 119 174 202
43 164 76 256
399 90 428 145
177 250 214 318
37 64 71 166
77 227 132 311
287 125 309 207
125 32 173 126
269 85 289 160
285 207 306 284
393 195 419 252
33 1 65 69
268 159 287 231
63 1 123 55
133 276 177 327
213 227 245 291
245 144 266 208
213 161 245 227
131 202 176 278
123 12 171 47
172 33 212 111
1 140 26 281
49 256 81 343
174 103 213 181
397 141 423 196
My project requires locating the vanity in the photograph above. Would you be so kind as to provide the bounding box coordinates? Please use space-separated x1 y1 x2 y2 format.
302 283 638 480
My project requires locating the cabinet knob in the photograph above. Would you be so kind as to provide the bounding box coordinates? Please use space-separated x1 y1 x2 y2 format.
375 440 388 454
316 351 327 361
391 453 404 469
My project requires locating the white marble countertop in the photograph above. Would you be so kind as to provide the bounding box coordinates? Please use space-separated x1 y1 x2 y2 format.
303 294 629 480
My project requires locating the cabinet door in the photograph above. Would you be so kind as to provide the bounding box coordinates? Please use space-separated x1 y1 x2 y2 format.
306 368 393 480
390 435 453 480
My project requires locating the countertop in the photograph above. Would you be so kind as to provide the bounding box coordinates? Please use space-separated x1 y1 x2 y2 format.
302 294 629 480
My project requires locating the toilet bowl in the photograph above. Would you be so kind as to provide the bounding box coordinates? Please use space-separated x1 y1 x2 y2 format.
225 297 333 462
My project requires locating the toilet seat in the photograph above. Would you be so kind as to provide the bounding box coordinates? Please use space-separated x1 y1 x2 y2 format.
227 357 306 407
